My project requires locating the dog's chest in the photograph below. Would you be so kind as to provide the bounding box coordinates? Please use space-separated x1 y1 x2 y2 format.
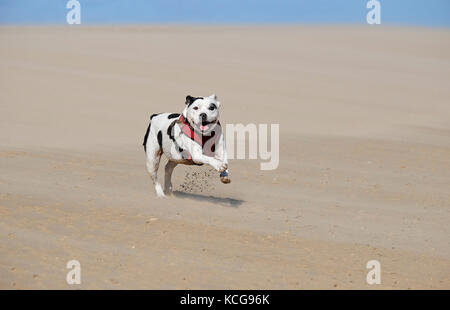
162 117 221 162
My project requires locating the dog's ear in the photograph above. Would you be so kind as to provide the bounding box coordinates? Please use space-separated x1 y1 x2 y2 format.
185 95 195 105
210 94 220 108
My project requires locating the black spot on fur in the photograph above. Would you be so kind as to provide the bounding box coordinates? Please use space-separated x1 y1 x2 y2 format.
167 120 176 141
185 95 203 107
168 113 180 119
167 120 187 156
143 121 151 152
157 131 163 149
143 114 161 152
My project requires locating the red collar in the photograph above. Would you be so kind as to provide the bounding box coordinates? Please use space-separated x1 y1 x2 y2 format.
179 115 221 157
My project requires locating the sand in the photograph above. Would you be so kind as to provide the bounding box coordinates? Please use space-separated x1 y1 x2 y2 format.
0 25 449 289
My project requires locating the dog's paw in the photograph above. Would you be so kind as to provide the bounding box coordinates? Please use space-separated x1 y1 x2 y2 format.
220 169 230 184
220 176 231 184
156 192 166 198
164 186 173 196
155 184 166 198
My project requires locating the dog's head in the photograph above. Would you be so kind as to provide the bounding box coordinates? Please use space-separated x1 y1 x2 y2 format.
183 94 221 133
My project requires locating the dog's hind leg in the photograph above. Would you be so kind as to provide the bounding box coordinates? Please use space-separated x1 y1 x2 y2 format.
146 145 165 198
164 161 177 195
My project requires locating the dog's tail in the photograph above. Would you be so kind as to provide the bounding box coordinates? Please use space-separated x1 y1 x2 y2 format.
143 113 159 153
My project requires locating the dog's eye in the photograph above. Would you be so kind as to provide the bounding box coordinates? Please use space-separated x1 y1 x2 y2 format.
193 107 199 110
209 105 216 111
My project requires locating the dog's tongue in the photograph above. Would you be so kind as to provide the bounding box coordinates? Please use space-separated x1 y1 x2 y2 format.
200 125 209 131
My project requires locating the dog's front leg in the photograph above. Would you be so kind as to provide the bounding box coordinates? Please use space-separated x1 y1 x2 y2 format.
191 150 227 172
214 135 230 184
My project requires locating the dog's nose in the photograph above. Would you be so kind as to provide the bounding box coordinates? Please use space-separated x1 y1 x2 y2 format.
200 113 207 122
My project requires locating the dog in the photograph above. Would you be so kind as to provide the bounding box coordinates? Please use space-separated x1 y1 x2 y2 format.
143 94 230 198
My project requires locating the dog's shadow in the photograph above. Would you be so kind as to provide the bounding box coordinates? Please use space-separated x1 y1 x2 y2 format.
172 191 244 208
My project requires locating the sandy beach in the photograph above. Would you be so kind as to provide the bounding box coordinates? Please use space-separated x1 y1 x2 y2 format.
0 25 449 289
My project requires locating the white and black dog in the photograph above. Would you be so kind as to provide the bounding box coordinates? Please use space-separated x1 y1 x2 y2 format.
143 94 230 198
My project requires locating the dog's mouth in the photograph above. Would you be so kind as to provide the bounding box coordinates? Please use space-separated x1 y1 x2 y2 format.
199 120 216 132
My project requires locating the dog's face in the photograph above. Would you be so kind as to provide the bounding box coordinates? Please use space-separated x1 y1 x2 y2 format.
183 94 220 133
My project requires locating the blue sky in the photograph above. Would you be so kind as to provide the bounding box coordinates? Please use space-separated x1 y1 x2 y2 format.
0 0 449 27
